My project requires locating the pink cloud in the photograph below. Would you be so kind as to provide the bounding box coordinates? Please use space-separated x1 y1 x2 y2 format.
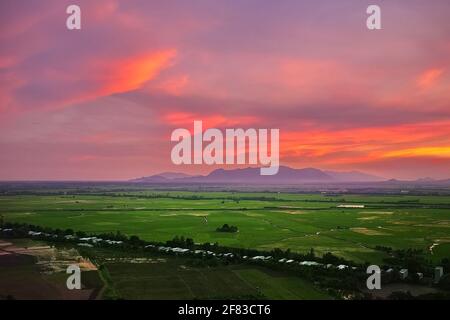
163 111 260 130
416 68 445 90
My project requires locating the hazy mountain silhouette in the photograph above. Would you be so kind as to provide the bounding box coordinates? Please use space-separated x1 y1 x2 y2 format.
130 166 384 184
131 172 194 182
324 170 384 182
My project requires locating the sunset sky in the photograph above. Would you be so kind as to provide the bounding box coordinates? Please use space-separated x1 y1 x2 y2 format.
1 0 449 180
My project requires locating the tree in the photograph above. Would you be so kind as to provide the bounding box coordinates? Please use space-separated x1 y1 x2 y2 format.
75 230 87 238
216 224 238 233
129 235 142 246
186 238 194 247
306 248 315 259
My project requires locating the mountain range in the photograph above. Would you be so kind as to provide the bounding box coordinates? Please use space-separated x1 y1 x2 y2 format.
130 166 385 184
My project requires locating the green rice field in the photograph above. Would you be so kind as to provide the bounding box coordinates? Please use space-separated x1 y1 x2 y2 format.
1 191 450 264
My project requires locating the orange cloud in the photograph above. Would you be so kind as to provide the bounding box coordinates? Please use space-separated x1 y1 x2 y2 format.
416 68 444 90
101 50 177 95
383 146 450 158
4 49 178 113
280 121 450 168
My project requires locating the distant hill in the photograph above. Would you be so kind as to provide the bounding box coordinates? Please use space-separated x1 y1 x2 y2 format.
197 166 331 183
157 172 193 179
130 166 385 184
130 172 193 183
324 170 384 182
130 175 169 183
